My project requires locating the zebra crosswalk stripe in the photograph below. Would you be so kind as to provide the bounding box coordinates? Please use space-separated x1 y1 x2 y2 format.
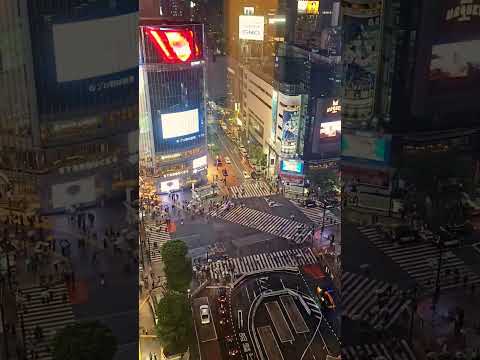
206 248 318 279
358 225 480 293
17 283 75 360
341 272 411 330
301 294 322 320
289 200 341 226
144 221 171 264
341 340 416 360
212 206 313 244
229 181 272 199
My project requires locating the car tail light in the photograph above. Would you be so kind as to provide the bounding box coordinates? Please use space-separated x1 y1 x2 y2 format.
147 28 201 63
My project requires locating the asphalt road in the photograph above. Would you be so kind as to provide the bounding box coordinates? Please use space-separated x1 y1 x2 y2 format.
230 271 341 360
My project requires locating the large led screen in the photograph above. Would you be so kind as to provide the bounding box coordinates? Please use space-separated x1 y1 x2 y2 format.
160 179 180 193
51 177 96 209
193 155 207 169
281 110 300 156
320 120 341 138
280 159 304 174
161 109 200 139
341 133 390 164
53 12 137 82
430 40 480 80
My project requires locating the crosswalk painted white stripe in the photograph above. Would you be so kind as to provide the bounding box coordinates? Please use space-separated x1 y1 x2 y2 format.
205 248 318 280
210 206 313 244
341 339 416 360
230 181 273 199
358 225 480 293
17 283 75 360
341 272 411 330
144 222 171 264
301 294 322 320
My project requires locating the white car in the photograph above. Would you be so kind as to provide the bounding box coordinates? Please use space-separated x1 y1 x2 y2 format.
243 171 251 179
199 305 210 325
224 156 231 164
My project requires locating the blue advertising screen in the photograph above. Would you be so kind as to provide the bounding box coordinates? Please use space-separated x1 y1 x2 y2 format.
280 159 304 174
28 0 138 120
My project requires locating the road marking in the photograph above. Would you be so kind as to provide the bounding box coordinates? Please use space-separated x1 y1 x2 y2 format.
245 286 251 303
257 325 285 360
265 301 294 343
238 309 243 329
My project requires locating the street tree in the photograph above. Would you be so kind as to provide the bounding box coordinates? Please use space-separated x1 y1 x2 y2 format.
52 321 117 360
307 168 338 196
397 152 473 228
161 240 192 292
155 291 193 356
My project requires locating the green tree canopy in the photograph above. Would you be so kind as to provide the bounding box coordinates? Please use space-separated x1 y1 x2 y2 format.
307 168 338 195
161 240 192 292
155 291 193 356
52 321 117 360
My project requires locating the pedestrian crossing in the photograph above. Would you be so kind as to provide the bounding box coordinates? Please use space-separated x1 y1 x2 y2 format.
341 272 411 330
210 206 313 244
290 201 341 226
17 283 75 360
358 225 480 293
301 293 323 320
144 222 171 264
230 181 273 199
341 339 417 360
207 248 318 280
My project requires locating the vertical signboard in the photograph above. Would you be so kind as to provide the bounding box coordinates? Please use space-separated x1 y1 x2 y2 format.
271 90 279 143
342 0 383 130
281 109 301 157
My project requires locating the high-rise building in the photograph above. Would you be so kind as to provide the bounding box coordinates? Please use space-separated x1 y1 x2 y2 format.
341 0 480 221
139 20 208 193
0 0 138 212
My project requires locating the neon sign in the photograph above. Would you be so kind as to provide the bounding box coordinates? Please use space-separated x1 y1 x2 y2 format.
326 100 341 114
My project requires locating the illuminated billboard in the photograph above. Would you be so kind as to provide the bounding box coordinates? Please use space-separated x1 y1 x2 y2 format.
239 15 265 41
53 12 137 82
341 133 391 164
297 1 320 14
144 27 203 64
342 0 382 130
281 109 301 156
412 0 480 115
160 179 180 193
192 155 207 169
280 159 304 174
28 5 138 123
320 121 341 138
161 109 200 139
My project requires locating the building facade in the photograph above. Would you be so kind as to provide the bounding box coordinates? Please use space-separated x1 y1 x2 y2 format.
139 21 208 193
0 0 139 213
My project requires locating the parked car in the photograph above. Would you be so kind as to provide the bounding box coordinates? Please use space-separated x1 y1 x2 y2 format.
200 305 210 324
224 156 231 164
243 171 251 179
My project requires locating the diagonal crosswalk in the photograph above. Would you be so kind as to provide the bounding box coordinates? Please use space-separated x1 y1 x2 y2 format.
301 293 323 320
144 222 171 264
17 283 75 360
341 339 417 360
341 272 411 330
206 248 318 280
230 181 273 199
291 203 341 226
358 225 480 293
209 206 313 244
342 339 417 360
